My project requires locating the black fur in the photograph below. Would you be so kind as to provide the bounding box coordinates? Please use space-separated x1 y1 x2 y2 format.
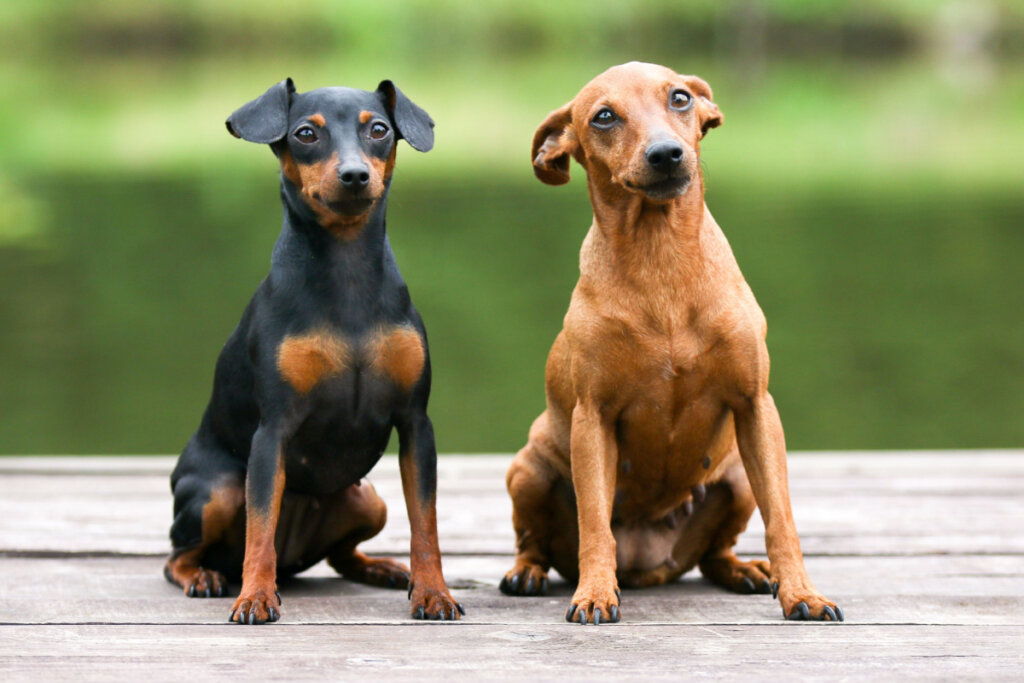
169 79 439 583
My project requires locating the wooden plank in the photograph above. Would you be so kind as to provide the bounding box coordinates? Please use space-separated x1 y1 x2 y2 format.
1 450 1022 476
10 488 1024 556
2 456 1024 556
1 555 1022 626
0 454 1021 680
1 624 1021 681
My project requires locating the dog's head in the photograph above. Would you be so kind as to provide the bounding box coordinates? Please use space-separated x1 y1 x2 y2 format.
226 79 433 235
531 62 722 202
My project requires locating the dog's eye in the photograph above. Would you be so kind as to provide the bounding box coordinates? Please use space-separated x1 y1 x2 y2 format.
591 108 618 129
669 90 693 111
294 126 318 144
369 122 390 140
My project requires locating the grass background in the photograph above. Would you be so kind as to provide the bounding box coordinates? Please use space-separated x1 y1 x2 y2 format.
1 0 1021 453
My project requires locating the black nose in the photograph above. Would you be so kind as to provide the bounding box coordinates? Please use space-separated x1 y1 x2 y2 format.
645 140 684 172
338 165 370 190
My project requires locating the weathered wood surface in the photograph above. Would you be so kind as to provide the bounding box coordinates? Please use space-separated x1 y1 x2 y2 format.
2 452 1022 556
1 555 1022 626
4 625 1021 680
0 452 1022 680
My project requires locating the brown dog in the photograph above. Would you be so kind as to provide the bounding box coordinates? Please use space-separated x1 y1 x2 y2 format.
500 62 843 625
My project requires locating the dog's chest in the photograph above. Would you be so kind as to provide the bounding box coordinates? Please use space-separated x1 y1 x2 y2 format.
274 325 424 492
610 323 736 506
276 324 425 399
634 320 718 394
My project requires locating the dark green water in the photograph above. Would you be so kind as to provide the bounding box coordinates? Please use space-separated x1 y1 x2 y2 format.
1 171 1021 453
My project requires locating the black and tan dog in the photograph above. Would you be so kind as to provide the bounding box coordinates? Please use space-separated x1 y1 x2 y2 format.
165 78 463 624
500 63 843 624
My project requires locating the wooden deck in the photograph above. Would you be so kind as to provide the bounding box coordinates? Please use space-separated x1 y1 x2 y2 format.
1 452 1022 680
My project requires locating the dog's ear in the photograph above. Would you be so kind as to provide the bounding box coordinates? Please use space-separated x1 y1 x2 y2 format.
683 75 723 136
226 78 296 144
376 80 434 152
531 103 577 186
683 75 723 138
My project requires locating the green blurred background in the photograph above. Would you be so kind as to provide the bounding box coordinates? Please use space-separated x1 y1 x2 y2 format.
0 0 1021 454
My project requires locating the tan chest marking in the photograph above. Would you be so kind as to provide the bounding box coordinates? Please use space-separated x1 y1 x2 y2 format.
277 331 351 394
368 325 425 392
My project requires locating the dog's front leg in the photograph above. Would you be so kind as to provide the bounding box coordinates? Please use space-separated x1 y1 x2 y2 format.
397 412 464 620
230 422 286 625
733 391 843 621
567 401 621 624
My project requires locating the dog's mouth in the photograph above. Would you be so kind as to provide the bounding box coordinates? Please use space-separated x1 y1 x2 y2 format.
625 175 691 201
323 197 376 216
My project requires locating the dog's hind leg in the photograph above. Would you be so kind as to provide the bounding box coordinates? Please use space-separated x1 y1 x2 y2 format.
166 439 246 598
322 480 411 589
500 412 572 596
695 454 772 594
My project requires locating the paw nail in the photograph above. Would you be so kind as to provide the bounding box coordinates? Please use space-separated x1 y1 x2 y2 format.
204 588 211 598
771 582 779 599
835 606 845 622
741 577 755 594
759 579 771 594
691 484 705 503
187 585 196 598
457 603 466 616
594 608 602 625
610 605 620 622
540 577 549 595
578 609 586 625
525 576 535 594
565 604 578 622
275 591 282 605
822 605 837 622
787 601 810 620
414 606 425 620
615 589 622 601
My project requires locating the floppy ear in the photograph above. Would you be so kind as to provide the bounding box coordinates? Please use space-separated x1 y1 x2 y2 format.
226 78 295 143
684 75 723 138
376 80 435 152
531 103 576 186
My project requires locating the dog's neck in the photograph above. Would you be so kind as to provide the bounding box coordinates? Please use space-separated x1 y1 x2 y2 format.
583 170 709 281
271 187 393 293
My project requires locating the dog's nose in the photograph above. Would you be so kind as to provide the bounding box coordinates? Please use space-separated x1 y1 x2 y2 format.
645 140 684 172
338 164 370 190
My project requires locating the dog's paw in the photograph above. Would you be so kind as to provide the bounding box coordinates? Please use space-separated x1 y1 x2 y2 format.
776 581 844 622
229 585 282 625
359 557 411 589
700 556 772 595
182 567 228 598
337 552 411 589
409 581 465 621
566 577 621 625
499 563 549 596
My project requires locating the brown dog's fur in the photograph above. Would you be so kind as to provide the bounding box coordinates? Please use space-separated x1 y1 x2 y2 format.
502 62 841 624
